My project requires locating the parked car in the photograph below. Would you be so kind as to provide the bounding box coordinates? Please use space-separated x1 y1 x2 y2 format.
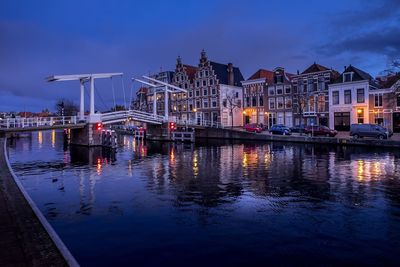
290 124 306 133
244 123 263 133
304 125 337 137
350 124 393 140
269 124 291 135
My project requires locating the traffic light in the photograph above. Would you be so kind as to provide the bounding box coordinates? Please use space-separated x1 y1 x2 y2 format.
96 123 102 131
169 122 176 131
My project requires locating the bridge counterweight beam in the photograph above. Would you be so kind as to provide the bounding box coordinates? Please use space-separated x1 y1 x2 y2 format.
90 77 95 116
80 80 85 121
164 85 169 120
153 89 157 116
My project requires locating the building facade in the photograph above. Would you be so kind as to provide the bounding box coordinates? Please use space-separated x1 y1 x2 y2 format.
292 63 339 127
265 67 294 128
171 50 244 127
242 69 274 126
328 65 380 131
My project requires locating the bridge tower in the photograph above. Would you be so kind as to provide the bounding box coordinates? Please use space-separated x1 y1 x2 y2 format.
47 73 123 146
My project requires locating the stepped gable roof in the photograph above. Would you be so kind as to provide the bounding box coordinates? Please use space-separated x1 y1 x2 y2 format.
183 64 197 82
210 61 244 86
247 69 274 83
301 62 330 74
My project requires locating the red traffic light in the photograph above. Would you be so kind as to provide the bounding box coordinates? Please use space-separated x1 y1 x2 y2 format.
96 123 102 131
169 122 176 131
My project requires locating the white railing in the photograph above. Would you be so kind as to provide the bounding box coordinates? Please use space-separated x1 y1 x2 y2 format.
0 116 79 129
173 118 223 128
101 110 165 124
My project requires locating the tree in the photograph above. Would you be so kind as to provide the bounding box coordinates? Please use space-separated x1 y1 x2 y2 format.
380 58 400 76
55 99 78 116
225 92 241 128
111 105 126 112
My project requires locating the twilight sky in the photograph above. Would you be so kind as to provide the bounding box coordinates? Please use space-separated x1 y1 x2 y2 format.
1 0 399 112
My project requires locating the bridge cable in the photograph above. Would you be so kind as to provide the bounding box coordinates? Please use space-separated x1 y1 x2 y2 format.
129 81 134 111
111 77 117 110
94 85 109 111
121 76 127 110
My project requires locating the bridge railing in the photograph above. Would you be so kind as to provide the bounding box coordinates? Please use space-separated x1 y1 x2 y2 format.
0 116 79 129
101 110 165 124
173 118 223 128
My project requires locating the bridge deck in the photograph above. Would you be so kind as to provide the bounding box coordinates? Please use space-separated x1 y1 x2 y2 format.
0 138 74 266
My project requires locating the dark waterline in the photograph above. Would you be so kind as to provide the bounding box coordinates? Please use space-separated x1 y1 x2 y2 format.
7 131 400 266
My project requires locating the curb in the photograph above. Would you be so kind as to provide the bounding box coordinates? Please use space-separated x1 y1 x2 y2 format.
3 138 80 267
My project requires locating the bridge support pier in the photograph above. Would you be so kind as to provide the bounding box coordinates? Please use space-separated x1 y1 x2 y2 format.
70 123 102 146
146 123 170 141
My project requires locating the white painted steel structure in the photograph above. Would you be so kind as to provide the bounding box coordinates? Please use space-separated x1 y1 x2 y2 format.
47 73 123 123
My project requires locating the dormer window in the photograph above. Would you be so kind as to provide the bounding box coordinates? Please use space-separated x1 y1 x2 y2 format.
343 72 352 82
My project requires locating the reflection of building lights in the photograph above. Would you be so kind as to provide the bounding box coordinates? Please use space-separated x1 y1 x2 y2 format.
192 152 198 177
51 130 56 147
242 153 248 167
38 131 43 145
96 158 102 175
357 160 364 181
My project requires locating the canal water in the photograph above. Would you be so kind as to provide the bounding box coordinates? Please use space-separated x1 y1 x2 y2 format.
7 131 400 266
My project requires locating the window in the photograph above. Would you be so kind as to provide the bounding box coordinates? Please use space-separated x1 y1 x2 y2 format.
203 100 208 108
275 75 283 83
332 91 339 105
202 80 207 86
343 73 352 82
357 88 365 103
203 89 208 96
252 96 257 107
212 101 217 108
308 96 315 112
246 97 250 107
259 96 263 106
269 88 275 95
269 98 275 109
205 70 209 76
196 81 200 87
277 97 284 109
374 94 383 107
293 85 298 94
235 92 239 98
285 97 292 109
397 95 400 107
212 88 216 95
196 101 201 108
210 79 214 85
223 99 227 108
189 91 193 98
344 90 352 104
285 86 291 94
189 104 193 111
357 108 364 124
317 95 325 112
308 79 314 92
277 87 283 95
195 90 200 97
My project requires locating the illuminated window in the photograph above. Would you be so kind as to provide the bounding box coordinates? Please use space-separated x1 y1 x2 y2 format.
357 108 364 123
374 94 383 107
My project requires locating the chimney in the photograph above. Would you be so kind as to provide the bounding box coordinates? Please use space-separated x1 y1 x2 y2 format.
297 70 299 75
227 63 234 86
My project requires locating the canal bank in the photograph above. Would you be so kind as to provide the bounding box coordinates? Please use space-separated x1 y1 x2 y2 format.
121 126 400 148
0 138 79 267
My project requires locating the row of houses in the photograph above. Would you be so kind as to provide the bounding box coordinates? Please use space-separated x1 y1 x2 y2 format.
132 50 400 132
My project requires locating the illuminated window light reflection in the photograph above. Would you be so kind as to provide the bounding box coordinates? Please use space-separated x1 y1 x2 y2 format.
51 130 56 147
96 158 102 175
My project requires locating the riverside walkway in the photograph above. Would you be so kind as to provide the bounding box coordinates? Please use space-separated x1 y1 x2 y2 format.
0 138 77 266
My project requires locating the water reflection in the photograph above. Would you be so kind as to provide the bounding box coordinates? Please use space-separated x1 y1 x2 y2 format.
7 133 400 266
